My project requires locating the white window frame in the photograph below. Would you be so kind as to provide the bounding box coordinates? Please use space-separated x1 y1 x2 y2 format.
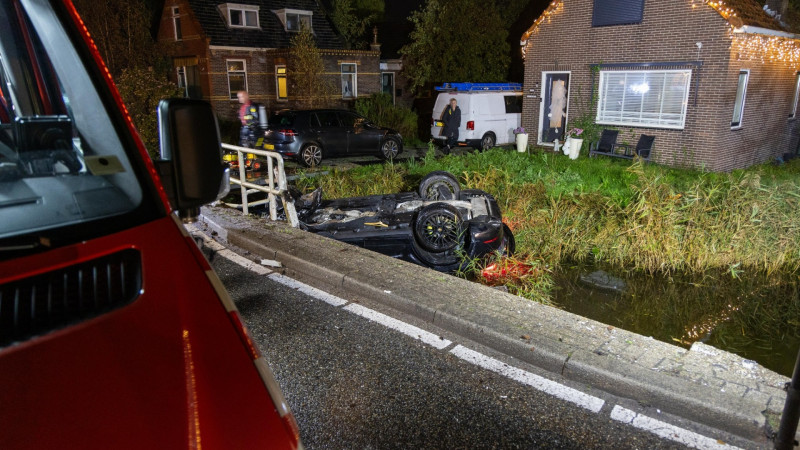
219 3 260 29
731 69 749 129
272 8 312 32
176 66 187 97
226 59 247 100
276 65 287 101
381 72 395 104
172 6 182 41
596 69 692 130
790 72 800 119
341 63 357 99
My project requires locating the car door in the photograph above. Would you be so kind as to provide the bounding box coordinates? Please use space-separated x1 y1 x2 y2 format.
338 111 380 155
312 111 347 155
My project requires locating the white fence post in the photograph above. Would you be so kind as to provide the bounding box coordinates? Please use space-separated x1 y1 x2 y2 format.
221 143 299 228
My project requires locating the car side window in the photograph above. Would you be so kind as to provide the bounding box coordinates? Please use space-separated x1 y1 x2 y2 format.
316 111 339 127
337 112 357 128
308 113 321 128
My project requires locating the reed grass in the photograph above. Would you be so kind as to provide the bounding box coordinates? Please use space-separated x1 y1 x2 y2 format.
293 147 800 290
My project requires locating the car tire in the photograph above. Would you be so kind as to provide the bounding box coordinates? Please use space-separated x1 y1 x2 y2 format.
379 138 401 161
501 223 516 256
479 133 496 151
418 171 460 201
413 202 463 253
411 238 460 272
299 144 323 167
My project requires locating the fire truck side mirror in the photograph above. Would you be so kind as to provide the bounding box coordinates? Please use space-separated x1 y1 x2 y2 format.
157 98 229 222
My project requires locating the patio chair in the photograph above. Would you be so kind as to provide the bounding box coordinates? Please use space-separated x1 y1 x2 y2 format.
613 134 655 160
588 129 618 157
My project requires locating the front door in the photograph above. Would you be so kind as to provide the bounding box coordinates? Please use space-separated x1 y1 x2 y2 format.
538 72 571 145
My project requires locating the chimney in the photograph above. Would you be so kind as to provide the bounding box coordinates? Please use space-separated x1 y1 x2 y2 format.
765 0 788 18
370 26 381 52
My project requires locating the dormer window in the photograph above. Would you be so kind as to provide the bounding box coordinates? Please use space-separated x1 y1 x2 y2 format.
273 9 312 32
219 3 259 29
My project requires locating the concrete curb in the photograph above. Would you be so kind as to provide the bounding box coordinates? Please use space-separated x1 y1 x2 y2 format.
199 205 788 443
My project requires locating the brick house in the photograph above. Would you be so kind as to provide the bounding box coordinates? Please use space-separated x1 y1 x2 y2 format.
520 0 800 171
156 0 384 121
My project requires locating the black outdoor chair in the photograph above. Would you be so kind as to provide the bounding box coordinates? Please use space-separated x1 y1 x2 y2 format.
590 130 654 161
588 129 618 157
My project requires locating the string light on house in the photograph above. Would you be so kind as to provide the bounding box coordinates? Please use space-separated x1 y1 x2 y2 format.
690 0 738 21
690 0 800 68
520 0 564 58
731 32 800 66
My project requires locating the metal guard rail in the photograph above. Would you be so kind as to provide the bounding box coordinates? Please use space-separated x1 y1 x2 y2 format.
221 143 299 228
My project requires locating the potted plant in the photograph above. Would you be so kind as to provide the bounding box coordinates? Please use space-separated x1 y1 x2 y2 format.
514 127 528 153
565 128 584 159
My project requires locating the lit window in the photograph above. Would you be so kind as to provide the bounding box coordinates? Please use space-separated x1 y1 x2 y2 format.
790 72 800 119
219 3 259 29
227 59 247 100
276 65 287 100
172 7 181 41
273 9 312 32
597 70 691 129
341 63 356 99
731 69 749 129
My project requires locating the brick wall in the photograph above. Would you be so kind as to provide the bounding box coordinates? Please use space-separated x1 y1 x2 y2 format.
522 0 800 171
157 0 212 99
207 48 381 121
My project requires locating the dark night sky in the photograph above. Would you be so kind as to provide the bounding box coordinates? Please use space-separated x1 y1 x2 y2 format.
381 0 552 82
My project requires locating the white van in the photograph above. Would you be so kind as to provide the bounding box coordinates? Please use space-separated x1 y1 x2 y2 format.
431 83 522 151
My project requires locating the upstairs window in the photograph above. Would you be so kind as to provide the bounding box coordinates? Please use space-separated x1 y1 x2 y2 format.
731 70 749 129
273 9 312 32
219 3 259 29
172 6 182 41
592 0 645 27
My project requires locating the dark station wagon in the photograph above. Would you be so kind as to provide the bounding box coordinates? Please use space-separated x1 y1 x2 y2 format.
262 109 403 167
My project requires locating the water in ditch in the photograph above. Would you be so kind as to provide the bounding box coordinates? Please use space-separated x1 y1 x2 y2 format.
550 265 800 377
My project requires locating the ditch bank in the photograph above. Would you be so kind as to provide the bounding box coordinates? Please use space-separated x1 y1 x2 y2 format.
198 205 791 444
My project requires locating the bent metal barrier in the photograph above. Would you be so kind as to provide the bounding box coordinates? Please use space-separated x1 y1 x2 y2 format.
221 143 299 228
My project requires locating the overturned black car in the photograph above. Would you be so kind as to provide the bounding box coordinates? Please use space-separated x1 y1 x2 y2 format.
290 172 514 272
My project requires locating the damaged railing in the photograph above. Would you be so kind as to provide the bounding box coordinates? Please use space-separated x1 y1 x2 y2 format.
221 143 299 228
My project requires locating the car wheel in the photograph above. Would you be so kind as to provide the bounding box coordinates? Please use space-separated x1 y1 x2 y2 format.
414 202 463 252
418 171 460 201
479 133 496 151
501 223 516 256
299 144 323 167
379 138 400 161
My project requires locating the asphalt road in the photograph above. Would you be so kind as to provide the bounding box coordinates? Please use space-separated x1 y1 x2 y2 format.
205 245 761 449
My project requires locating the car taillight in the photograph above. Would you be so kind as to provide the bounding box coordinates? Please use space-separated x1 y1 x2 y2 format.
280 129 296 137
467 121 475 131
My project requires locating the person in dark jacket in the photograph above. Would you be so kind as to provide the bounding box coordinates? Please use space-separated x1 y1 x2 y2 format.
441 98 460 154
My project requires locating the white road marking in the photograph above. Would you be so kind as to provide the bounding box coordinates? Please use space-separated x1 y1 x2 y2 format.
450 345 605 413
610 406 741 450
343 303 453 350
204 229 740 447
189 228 273 275
267 273 348 307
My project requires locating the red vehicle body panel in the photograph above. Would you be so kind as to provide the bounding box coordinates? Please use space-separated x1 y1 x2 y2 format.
0 1 299 448
0 218 294 449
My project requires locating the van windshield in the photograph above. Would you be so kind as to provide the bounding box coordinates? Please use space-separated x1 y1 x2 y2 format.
0 0 149 248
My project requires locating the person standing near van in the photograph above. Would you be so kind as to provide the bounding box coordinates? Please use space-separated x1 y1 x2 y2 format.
237 90 262 148
441 98 461 154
